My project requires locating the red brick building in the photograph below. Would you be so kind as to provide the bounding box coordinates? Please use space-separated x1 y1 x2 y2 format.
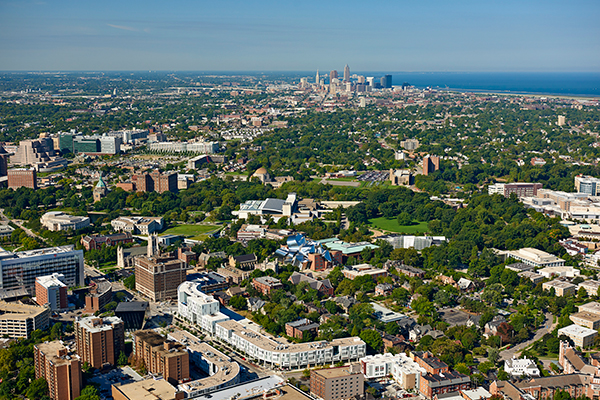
252 276 283 295
8 168 37 189
35 274 68 311
132 170 177 193
81 232 134 251
285 318 320 339
34 341 82 400
423 156 440 176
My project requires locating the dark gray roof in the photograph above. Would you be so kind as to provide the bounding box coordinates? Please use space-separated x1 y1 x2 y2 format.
115 301 149 312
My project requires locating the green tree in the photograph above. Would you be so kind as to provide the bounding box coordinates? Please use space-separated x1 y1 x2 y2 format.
229 295 248 310
359 330 383 354
118 351 128 366
26 378 49 400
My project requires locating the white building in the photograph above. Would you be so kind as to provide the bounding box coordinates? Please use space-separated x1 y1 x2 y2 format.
41 211 90 231
504 356 540 377
500 248 565 268
558 324 598 348
111 216 164 235
578 280 600 297
360 353 425 389
177 281 229 335
537 266 580 279
233 193 298 222
360 353 402 379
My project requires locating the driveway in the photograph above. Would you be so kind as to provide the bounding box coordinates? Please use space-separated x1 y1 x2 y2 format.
500 312 556 360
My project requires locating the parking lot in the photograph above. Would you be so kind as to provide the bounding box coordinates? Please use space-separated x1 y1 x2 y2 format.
357 170 389 184
90 366 143 399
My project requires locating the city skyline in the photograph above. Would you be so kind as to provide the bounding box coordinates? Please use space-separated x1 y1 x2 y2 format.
0 0 599 72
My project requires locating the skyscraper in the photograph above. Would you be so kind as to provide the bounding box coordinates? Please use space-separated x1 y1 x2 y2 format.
381 74 392 89
316 70 320 84
330 70 338 81
343 64 350 82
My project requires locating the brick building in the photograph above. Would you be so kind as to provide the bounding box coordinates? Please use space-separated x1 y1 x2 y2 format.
8 168 37 189
84 278 112 313
80 232 134 251
34 341 82 400
134 254 188 301
132 170 177 193
423 156 440 176
252 276 283 295
35 273 68 311
310 365 364 400
133 330 190 385
285 318 320 339
75 316 125 369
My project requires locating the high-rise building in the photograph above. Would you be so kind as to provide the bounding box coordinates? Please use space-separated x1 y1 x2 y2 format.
133 330 190 385
400 138 420 151
34 341 82 400
135 254 188 301
329 70 338 81
423 156 440 176
366 77 375 87
0 245 84 299
7 168 37 189
75 316 125 369
35 273 68 311
11 137 55 165
0 146 9 177
132 170 177 193
316 70 320 84
343 64 350 82
357 76 365 84
381 74 392 89
575 175 600 196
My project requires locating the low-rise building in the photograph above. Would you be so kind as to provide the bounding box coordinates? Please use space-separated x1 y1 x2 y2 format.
491 374 594 400
112 379 184 400
361 353 404 379
569 312 600 330
41 211 90 231
342 264 387 281
558 324 598 348
285 318 319 339
34 341 82 400
391 353 427 390
229 254 258 270
542 280 577 296
578 280 600 297
252 276 283 295
35 273 68 310
81 232 134 251
288 271 334 297
578 301 600 315
0 301 50 338
217 266 251 285
111 216 164 235
420 370 471 399
518 271 544 284
537 266 580 279
504 356 540 377
500 248 565 268
85 278 112 313
310 365 364 400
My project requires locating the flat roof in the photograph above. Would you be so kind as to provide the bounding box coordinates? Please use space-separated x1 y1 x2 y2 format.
191 376 285 400
558 324 598 337
570 312 600 323
579 302 600 315
115 301 149 313
0 301 48 320
542 280 576 289
35 341 79 367
77 316 122 334
312 365 361 379
112 379 179 400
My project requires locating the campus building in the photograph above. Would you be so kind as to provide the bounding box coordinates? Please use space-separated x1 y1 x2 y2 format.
35 273 68 311
0 301 50 338
41 211 90 232
133 330 190 384
135 254 188 301
75 316 125 369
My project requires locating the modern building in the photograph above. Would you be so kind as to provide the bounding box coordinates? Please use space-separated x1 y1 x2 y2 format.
34 341 82 400
0 245 84 298
285 318 319 339
85 278 112 313
0 301 50 338
7 168 37 189
252 276 283 295
41 211 90 231
75 316 125 369
542 280 577 296
361 353 406 379
114 301 149 331
310 365 364 400
148 141 219 154
35 273 68 310
112 379 184 400
233 193 298 222
381 74 392 88
488 183 543 198
317 238 379 261
177 281 229 335
81 232 134 251
111 216 164 235
518 271 544 284
391 353 427 390
558 324 598 348
500 247 565 268
537 266 580 279
133 330 190 384
558 115 566 126
575 175 600 196
423 156 440 176
569 312 600 330
504 356 540 377
135 254 188 301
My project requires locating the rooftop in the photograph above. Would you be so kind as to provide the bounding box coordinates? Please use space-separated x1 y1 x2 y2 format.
112 378 180 400
77 316 122 333
0 301 49 320
115 301 149 313
312 365 361 378
558 324 599 337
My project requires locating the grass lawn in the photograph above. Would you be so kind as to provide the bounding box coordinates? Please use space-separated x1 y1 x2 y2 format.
163 224 220 240
369 217 429 234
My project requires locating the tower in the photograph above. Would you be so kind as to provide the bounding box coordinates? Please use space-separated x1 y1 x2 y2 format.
330 70 338 81
423 156 440 176
117 246 124 269
316 70 320 84
93 174 108 202
147 233 159 257
344 64 350 82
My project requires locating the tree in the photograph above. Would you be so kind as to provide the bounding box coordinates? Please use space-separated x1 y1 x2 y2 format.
123 275 135 290
118 351 128 366
50 322 63 340
360 330 383 354
230 295 248 310
487 347 500 364
397 212 413 226
26 378 49 400
76 385 101 400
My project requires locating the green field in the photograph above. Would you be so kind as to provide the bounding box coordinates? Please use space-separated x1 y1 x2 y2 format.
369 217 429 234
163 224 220 240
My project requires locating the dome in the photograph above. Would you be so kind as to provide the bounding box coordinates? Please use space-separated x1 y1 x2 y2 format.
253 167 268 175
95 175 107 189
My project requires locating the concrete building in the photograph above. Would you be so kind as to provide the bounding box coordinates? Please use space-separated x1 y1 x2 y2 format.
148 141 219 154
360 353 405 379
400 139 420 151
0 245 84 298
390 169 413 186
500 247 565 268
537 266 580 279
0 300 50 338
35 273 68 310
391 353 427 390
111 216 164 235
7 168 37 189
578 301 600 315
558 115 566 126
85 278 112 313
578 280 600 297
177 281 229 335
133 330 190 384
488 183 543 198
423 156 440 176
342 264 387 281
112 379 184 400
503 356 540 377
34 341 82 400
518 271 544 284
252 276 283 295
569 312 600 330
558 324 598 348
310 365 364 400
135 254 188 302
41 211 90 231
115 301 149 331
542 280 577 296
575 175 600 196
75 316 125 369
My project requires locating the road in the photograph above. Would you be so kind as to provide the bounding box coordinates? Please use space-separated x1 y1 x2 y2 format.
500 312 556 360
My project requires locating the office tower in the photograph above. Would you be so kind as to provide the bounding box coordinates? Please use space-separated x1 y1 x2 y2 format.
381 74 392 89
316 70 320 84
0 245 84 298
7 168 37 189
0 146 8 177
357 76 365 84
35 273 68 311
343 64 350 82
135 254 188 301
34 341 82 400
330 70 338 81
423 156 440 176
75 316 125 369
366 77 375 87
359 98 366 108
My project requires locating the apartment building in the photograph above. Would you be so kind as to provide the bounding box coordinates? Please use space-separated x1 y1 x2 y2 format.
310 365 364 400
419 370 471 399
0 301 50 338
34 341 82 400
135 254 188 301
252 276 283 295
0 245 84 298
285 318 320 339
133 330 190 384
558 325 598 348
35 273 68 310
75 316 125 369
177 281 229 334
542 280 577 296
85 278 112 313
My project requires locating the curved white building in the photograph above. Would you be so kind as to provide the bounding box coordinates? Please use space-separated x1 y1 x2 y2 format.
178 281 229 334
41 211 90 231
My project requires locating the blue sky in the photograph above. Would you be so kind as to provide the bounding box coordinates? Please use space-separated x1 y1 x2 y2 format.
0 0 599 71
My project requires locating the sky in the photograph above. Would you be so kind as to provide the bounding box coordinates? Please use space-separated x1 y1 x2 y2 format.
0 0 599 72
